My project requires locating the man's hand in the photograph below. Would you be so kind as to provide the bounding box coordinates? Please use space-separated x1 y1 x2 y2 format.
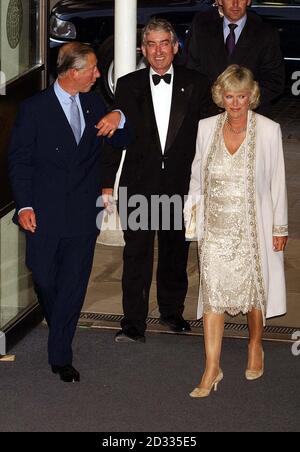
102 188 114 213
273 236 288 252
19 209 37 233
96 111 121 137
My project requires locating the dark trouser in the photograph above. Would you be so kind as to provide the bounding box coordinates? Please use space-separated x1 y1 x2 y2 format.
121 227 190 336
26 233 97 366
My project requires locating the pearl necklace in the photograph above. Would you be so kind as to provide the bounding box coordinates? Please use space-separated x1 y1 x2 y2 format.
226 118 247 134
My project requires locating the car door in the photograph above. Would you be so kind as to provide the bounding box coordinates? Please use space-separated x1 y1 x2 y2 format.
251 1 300 67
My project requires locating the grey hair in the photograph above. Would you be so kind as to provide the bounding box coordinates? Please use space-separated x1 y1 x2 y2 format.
142 18 178 46
57 42 95 77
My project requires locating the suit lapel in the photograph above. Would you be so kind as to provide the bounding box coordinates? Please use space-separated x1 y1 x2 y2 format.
230 16 256 64
48 86 91 151
164 68 193 153
47 87 77 166
212 19 228 69
74 94 101 164
48 87 76 144
211 17 257 67
47 88 102 168
79 94 97 142
49 87 96 146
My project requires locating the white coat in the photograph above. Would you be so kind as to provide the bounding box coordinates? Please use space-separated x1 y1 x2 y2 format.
186 112 288 323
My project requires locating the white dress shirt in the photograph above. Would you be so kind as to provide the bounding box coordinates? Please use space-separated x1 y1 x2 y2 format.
150 65 174 156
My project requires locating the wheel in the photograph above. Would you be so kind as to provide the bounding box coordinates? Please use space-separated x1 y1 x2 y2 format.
96 33 146 104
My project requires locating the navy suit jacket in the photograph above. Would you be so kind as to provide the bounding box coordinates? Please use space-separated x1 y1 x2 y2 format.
9 86 130 237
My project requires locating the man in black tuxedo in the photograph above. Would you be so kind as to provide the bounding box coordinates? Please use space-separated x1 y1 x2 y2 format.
9 43 130 382
187 0 285 111
101 19 209 342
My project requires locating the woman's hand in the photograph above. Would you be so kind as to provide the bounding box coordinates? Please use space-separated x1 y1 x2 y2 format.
102 188 114 213
273 236 288 252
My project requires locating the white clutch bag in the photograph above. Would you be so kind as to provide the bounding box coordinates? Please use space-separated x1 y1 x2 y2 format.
97 202 125 247
184 194 205 241
97 149 126 247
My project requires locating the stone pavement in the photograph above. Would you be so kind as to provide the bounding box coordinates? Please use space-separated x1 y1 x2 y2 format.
84 93 300 329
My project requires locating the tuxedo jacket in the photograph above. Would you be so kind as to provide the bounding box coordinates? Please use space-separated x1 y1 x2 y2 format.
187 12 285 107
9 86 130 237
100 66 210 197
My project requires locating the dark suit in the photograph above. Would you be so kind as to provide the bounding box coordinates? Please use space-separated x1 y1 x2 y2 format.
187 12 285 111
9 86 129 366
101 66 209 335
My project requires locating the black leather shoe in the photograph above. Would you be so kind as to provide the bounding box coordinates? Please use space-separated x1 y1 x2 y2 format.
115 329 145 343
159 315 191 333
51 365 80 383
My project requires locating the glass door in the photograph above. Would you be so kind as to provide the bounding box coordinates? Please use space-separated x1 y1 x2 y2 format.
0 0 48 332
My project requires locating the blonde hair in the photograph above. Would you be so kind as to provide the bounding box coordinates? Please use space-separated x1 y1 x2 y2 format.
212 65 260 110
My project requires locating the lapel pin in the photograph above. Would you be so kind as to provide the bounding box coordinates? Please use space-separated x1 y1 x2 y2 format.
181 88 185 93
86 110 90 114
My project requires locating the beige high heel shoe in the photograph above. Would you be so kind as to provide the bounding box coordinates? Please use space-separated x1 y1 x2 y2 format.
189 369 223 398
245 350 264 380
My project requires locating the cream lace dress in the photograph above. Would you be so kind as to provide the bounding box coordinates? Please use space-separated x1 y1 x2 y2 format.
201 134 261 316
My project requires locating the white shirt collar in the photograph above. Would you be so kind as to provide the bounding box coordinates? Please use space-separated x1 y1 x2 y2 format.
150 65 174 81
223 14 247 30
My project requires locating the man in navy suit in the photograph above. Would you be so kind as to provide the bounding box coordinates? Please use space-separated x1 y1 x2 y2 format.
9 42 130 382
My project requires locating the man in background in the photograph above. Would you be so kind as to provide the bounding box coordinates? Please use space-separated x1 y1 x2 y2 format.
187 0 285 112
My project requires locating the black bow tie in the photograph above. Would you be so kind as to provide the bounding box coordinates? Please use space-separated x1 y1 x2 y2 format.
152 73 172 86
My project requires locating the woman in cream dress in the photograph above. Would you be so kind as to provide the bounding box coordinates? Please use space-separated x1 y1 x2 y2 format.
185 65 288 398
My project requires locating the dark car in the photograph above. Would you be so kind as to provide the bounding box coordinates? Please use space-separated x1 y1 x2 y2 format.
49 0 300 101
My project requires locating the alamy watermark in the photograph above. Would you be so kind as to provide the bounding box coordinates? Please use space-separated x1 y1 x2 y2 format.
96 188 201 234
0 331 6 356
291 331 300 357
0 71 6 96
291 71 300 96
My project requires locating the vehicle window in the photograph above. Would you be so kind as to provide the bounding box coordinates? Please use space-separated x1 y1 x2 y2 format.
252 1 293 5
0 0 41 84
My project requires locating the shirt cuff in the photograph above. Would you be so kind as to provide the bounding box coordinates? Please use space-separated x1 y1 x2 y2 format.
113 110 126 129
18 207 33 215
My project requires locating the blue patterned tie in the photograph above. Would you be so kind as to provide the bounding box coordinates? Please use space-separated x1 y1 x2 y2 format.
226 24 238 56
70 96 81 144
